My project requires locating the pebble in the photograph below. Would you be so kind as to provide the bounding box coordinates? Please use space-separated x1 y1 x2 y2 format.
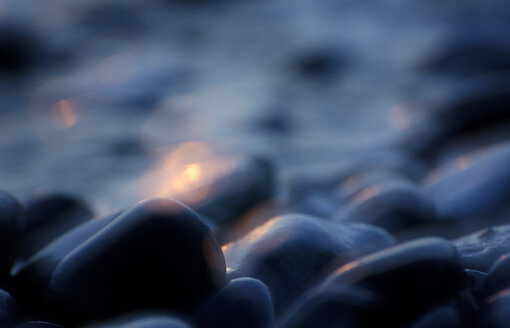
279 284 382 328
19 193 94 259
83 313 192 328
15 198 225 325
486 254 510 295
334 179 437 234
194 156 274 226
424 142 510 222
223 214 395 312
408 305 461 328
454 225 510 272
322 237 465 326
0 289 19 328
194 278 274 328
480 288 510 328
0 191 23 278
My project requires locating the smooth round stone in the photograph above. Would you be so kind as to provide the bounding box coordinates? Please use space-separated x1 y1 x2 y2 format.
322 238 464 326
486 254 510 295
223 214 395 312
193 156 274 226
0 191 23 277
424 142 510 221
454 225 510 272
480 288 510 328
279 285 382 328
17 322 62 328
463 269 488 299
0 289 19 327
417 23 510 75
19 193 94 259
194 278 274 328
334 179 437 234
18 198 225 325
83 313 191 328
408 306 460 328
333 169 408 204
13 210 123 310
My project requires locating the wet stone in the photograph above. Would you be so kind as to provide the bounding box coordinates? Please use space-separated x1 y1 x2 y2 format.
83 313 192 328
13 210 123 311
17 322 62 328
424 142 510 222
0 289 19 328
0 191 23 278
334 179 438 234
194 278 274 328
15 198 225 325
408 305 461 328
480 288 510 328
279 284 382 328
322 237 465 326
486 254 510 295
223 214 395 313
19 193 94 260
194 156 274 226
454 225 510 272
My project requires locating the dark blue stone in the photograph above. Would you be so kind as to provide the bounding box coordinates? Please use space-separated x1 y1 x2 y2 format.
424 142 510 222
486 254 510 295
0 289 19 328
454 225 510 272
334 179 437 234
480 288 510 328
15 198 225 325
0 191 23 277
408 306 461 328
322 238 465 326
13 210 123 311
19 193 94 259
194 156 274 226
279 284 382 328
224 214 395 312
84 313 191 328
194 278 274 328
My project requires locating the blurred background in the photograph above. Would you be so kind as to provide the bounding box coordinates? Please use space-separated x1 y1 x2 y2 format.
0 0 509 217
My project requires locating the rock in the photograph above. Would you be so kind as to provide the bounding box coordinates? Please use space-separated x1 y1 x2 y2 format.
13 210 123 311
334 179 437 234
194 156 274 226
480 288 510 328
15 198 225 325
463 269 488 299
454 225 510 272
322 238 465 326
279 284 383 328
0 191 23 278
417 23 510 75
408 306 460 328
486 254 510 295
83 313 192 328
17 322 62 328
424 142 510 222
19 193 94 259
194 278 274 328
0 289 19 328
223 214 395 312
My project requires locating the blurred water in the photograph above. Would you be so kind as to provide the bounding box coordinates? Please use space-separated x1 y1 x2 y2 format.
0 0 508 213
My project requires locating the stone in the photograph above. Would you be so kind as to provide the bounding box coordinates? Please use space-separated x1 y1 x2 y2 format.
454 225 510 272
194 278 274 328
322 238 465 326
83 313 191 328
15 198 225 325
408 306 460 328
19 193 93 259
223 214 395 312
0 191 23 277
334 179 437 234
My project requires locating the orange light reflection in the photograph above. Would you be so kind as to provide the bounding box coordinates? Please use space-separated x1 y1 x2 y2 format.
51 99 78 128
